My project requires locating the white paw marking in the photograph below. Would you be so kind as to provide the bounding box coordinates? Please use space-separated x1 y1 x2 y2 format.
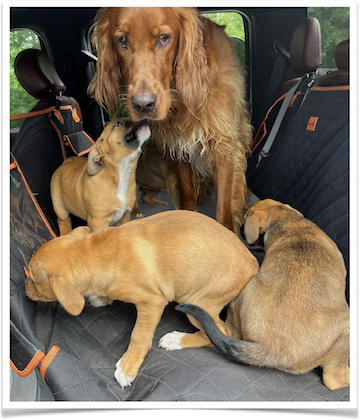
88 295 107 307
114 358 136 389
134 212 144 218
158 331 186 351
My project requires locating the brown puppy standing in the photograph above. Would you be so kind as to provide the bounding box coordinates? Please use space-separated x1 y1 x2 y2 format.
50 119 151 235
25 210 259 389
175 199 350 391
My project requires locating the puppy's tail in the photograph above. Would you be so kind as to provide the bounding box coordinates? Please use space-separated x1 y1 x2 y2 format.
176 304 291 370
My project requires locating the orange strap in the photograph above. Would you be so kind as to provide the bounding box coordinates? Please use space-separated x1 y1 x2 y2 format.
10 106 56 121
39 346 60 380
251 92 287 153
10 350 45 377
10 345 60 380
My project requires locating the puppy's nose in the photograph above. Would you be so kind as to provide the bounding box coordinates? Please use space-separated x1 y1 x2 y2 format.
132 93 157 114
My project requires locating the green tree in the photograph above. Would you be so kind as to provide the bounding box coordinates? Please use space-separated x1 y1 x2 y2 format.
308 7 349 68
205 12 246 65
10 30 41 128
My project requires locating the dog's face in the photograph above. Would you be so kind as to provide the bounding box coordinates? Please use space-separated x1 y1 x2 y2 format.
25 227 91 315
244 199 303 245
90 7 209 121
87 118 151 176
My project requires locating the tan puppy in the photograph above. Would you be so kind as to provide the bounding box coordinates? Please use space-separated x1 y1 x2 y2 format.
50 119 151 235
25 210 259 389
176 199 350 391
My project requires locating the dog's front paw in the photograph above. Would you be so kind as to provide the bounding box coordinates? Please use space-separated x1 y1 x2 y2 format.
134 212 144 218
158 331 186 351
114 358 136 389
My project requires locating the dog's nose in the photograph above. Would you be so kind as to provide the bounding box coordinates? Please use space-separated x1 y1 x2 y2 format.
131 93 157 115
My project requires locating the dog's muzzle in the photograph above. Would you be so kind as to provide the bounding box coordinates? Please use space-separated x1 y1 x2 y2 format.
125 120 151 146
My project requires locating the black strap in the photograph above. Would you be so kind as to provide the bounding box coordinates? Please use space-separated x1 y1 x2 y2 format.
257 40 289 128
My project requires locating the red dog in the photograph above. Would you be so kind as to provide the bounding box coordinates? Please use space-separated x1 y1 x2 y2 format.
89 7 252 230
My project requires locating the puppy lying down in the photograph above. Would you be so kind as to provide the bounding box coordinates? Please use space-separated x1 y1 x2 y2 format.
177 199 350 391
26 210 259 388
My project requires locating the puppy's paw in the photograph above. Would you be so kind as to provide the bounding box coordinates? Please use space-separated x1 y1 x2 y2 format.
134 212 144 218
88 295 107 308
114 358 136 389
158 331 186 351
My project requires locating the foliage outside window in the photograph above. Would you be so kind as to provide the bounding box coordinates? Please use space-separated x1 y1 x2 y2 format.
10 29 42 129
205 12 246 65
308 7 349 69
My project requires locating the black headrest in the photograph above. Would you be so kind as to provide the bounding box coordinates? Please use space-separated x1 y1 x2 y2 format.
14 49 66 99
290 17 322 75
335 39 349 70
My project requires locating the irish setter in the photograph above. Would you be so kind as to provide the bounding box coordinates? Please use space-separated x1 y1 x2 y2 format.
89 7 252 231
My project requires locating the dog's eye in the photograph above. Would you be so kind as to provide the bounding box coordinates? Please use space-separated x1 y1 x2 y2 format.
158 34 170 47
117 35 128 50
115 120 123 127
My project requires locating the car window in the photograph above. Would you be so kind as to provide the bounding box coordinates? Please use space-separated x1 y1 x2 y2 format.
204 12 246 66
308 7 349 70
10 29 42 129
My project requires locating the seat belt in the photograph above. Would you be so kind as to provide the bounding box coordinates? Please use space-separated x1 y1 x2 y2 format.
256 40 290 128
256 74 307 168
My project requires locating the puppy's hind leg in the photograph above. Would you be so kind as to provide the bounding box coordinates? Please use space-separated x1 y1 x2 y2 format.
321 331 350 390
53 203 72 235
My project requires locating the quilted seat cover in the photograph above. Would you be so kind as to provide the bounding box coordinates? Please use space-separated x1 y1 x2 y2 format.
248 87 349 286
10 157 350 402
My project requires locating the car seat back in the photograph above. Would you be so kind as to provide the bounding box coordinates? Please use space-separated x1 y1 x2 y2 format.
247 39 350 300
11 49 94 233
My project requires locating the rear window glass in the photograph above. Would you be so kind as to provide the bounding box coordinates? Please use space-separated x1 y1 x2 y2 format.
308 7 349 69
10 29 42 129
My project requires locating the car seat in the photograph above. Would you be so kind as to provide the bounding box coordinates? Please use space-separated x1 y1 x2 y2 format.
11 49 94 233
247 38 349 301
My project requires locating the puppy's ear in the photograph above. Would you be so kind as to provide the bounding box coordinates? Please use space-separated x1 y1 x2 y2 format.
50 273 85 316
87 142 104 176
244 211 268 245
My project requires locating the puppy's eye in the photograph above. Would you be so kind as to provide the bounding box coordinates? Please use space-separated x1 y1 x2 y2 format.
117 35 128 50
158 34 170 47
115 120 123 127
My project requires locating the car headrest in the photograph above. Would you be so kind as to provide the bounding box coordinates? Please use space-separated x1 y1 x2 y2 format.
335 39 349 70
290 17 322 75
14 49 66 99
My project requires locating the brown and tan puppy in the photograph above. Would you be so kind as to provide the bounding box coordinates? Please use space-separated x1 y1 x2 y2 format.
50 118 151 235
25 210 259 388
135 140 177 208
175 199 350 391
133 140 213 215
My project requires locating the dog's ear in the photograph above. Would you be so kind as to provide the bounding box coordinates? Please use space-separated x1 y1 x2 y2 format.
244 210 268 245
87 7 122 117
174 8 210 114
87 142 104 176
50 273 85 316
